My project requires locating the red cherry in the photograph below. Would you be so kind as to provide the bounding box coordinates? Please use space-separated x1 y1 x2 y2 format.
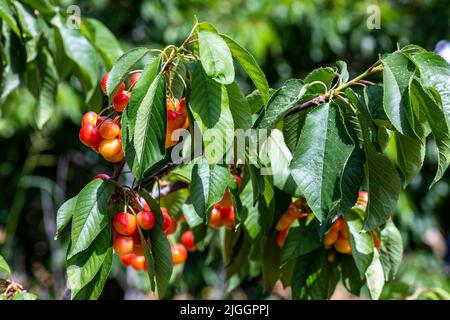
165 217 178 235
91 173 111 180
217 191 233 208
113 90 130 113
113 235 134 255
166 97 180 111
136 210 155 230
133 239 151 256
113 212 137 236
81 111 98 126
219 206 235 229
181 230 196 251
209 207 223 229
79 123 101 148
162 208 171 232
101 72 109 95
171 243 187 265
130 72 141 88
120 254 134 266
130 255 146 271
99 119 120 139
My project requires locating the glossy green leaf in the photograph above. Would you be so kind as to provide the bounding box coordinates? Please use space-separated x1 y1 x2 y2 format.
226 81 253 129
0 1 20 36
381 53 416 137
341 255 363 295
344 208 374 278
280 223 322 264
68 179 115 258
379 220 403 281
394 131 425 185
365 248 385 300
81 18 123 70
56 195 77 239
221 34 270 104
290 102 354 221
0 255 11 277
198 30 234 84
106 47 150 98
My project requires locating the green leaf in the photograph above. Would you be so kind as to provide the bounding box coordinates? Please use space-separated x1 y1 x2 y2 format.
12 1 40 62
68 179 115 258
226 81 253 129
344 208 374 278
20 0 55 15
304 67 336 94
56 195 78 239
123 55 166 181
72 248 113 300
394 131 425 185
53 15 100 91
364 248 385 300
336 61 349 84
106 47 150 98
0 255 11 277
381 53 416 137
256 79 304 129
11 292 38 300
68 227 112 296
364 85 390 126
280 222 322 264
409 52 450 124
410 78 450 185
290 102 354 221
139 192 173 298
0 1 20 36
341 255 363 295
340 147 365 213
379 220 403 281
183 161 231 228
261 234 281 292
168 59 187 99
190 62 234 154
35 47 58 129
80 18 123 70
221 34 270 104
198 31 234 84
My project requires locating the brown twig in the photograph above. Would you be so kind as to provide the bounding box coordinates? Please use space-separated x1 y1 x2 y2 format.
151 181 189 199
134 162 179 191
285 95 326 117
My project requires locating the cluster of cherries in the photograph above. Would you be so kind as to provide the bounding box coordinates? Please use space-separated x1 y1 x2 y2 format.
276 197 311 248
79 70 191 163
209 174 241 230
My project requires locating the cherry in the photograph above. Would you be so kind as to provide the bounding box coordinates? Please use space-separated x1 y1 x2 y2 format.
327 251 335 263
91 173 111 180
131 229 142 245
181 230 196 251
209 207 223 229
219 206 235 229
323 229 339 248
179 97 189 129
104 150 124 163
79 124 101 148
113 212 137 236
130 255 146 271
179 214 186 223
233 174 242 189
96 116 107 126
113 90 130 113
334 237 352 255
166 97 180 111
113 235 134 255
166 109 187 148
133 240 151 256
130 72 141 88
165 216 178 235
99 138 122 158
101 72 125 96
171 243 188 265
120 254 134 266
143 203 150 212
99 119 120 139
275 204 307 231
356 191 369 209
217 191 233 208
136 210 155 230
371 231 381 248
81 111 98 126
162 208 171 232
340 224 349 239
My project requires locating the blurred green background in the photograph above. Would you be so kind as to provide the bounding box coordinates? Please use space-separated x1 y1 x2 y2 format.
0 0 449 300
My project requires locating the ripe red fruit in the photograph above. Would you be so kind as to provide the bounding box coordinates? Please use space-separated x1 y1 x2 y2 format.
96 116 107 126
99 138 122 158
91 173 111 180
104 150 124 163
131 229 142 245
171 243 188 265
130 72 141 87
101 72 109 95
113 90 130 113
99 119 120 139
143 203 150 211
209 207 223 229
79 123 101 148
233 174 242 189
277 228 290 248
136 210 155 230
120 254 134 266
166 97 180 111
81 111 98 126
162 208 171 232
113 212 137 236
133 239 151 256
217 191 233 208
130 255 146 271
181 230 196 251
219 206 235 229
113 235 134 255
165 217 178 235
166 109 187 148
